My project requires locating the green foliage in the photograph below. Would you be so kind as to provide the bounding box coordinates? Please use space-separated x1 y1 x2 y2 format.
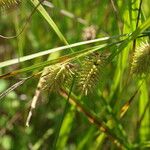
0 0 150 150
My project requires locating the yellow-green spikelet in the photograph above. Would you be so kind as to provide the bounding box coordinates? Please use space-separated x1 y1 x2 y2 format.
38 63 74 92
78 52 105 95
131 41 150 75
0 0 20 9
26 63 75 126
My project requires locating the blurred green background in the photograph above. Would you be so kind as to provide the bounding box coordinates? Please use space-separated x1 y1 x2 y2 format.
0 0 150 149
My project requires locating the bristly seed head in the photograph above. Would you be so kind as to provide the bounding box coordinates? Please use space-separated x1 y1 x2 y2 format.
131 41 150 75
82 25 97 41
39 63 75 92
0 0 20 10
77 52 106 95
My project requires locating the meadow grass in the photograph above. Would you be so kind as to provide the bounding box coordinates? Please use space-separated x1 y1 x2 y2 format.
0 0 150 149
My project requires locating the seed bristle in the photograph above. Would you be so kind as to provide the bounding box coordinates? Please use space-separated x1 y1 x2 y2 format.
0 0 20 11
77 52 106 95
131 41 150 75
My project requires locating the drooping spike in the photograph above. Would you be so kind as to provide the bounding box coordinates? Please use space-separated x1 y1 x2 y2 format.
131 41 150 75
77 52 107 95
0 0 20 11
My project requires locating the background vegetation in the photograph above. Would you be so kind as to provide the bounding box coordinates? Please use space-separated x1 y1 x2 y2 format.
0 0 150 149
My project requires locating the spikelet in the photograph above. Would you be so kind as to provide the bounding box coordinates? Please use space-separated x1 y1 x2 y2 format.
40 63 75 92
82 25 97 40
0 0 20 10
131 41 150 75
77 52 106 95
25 63 75 126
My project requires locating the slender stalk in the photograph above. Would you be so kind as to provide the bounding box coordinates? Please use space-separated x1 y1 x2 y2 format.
59 89 132 149
52 78 75 150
